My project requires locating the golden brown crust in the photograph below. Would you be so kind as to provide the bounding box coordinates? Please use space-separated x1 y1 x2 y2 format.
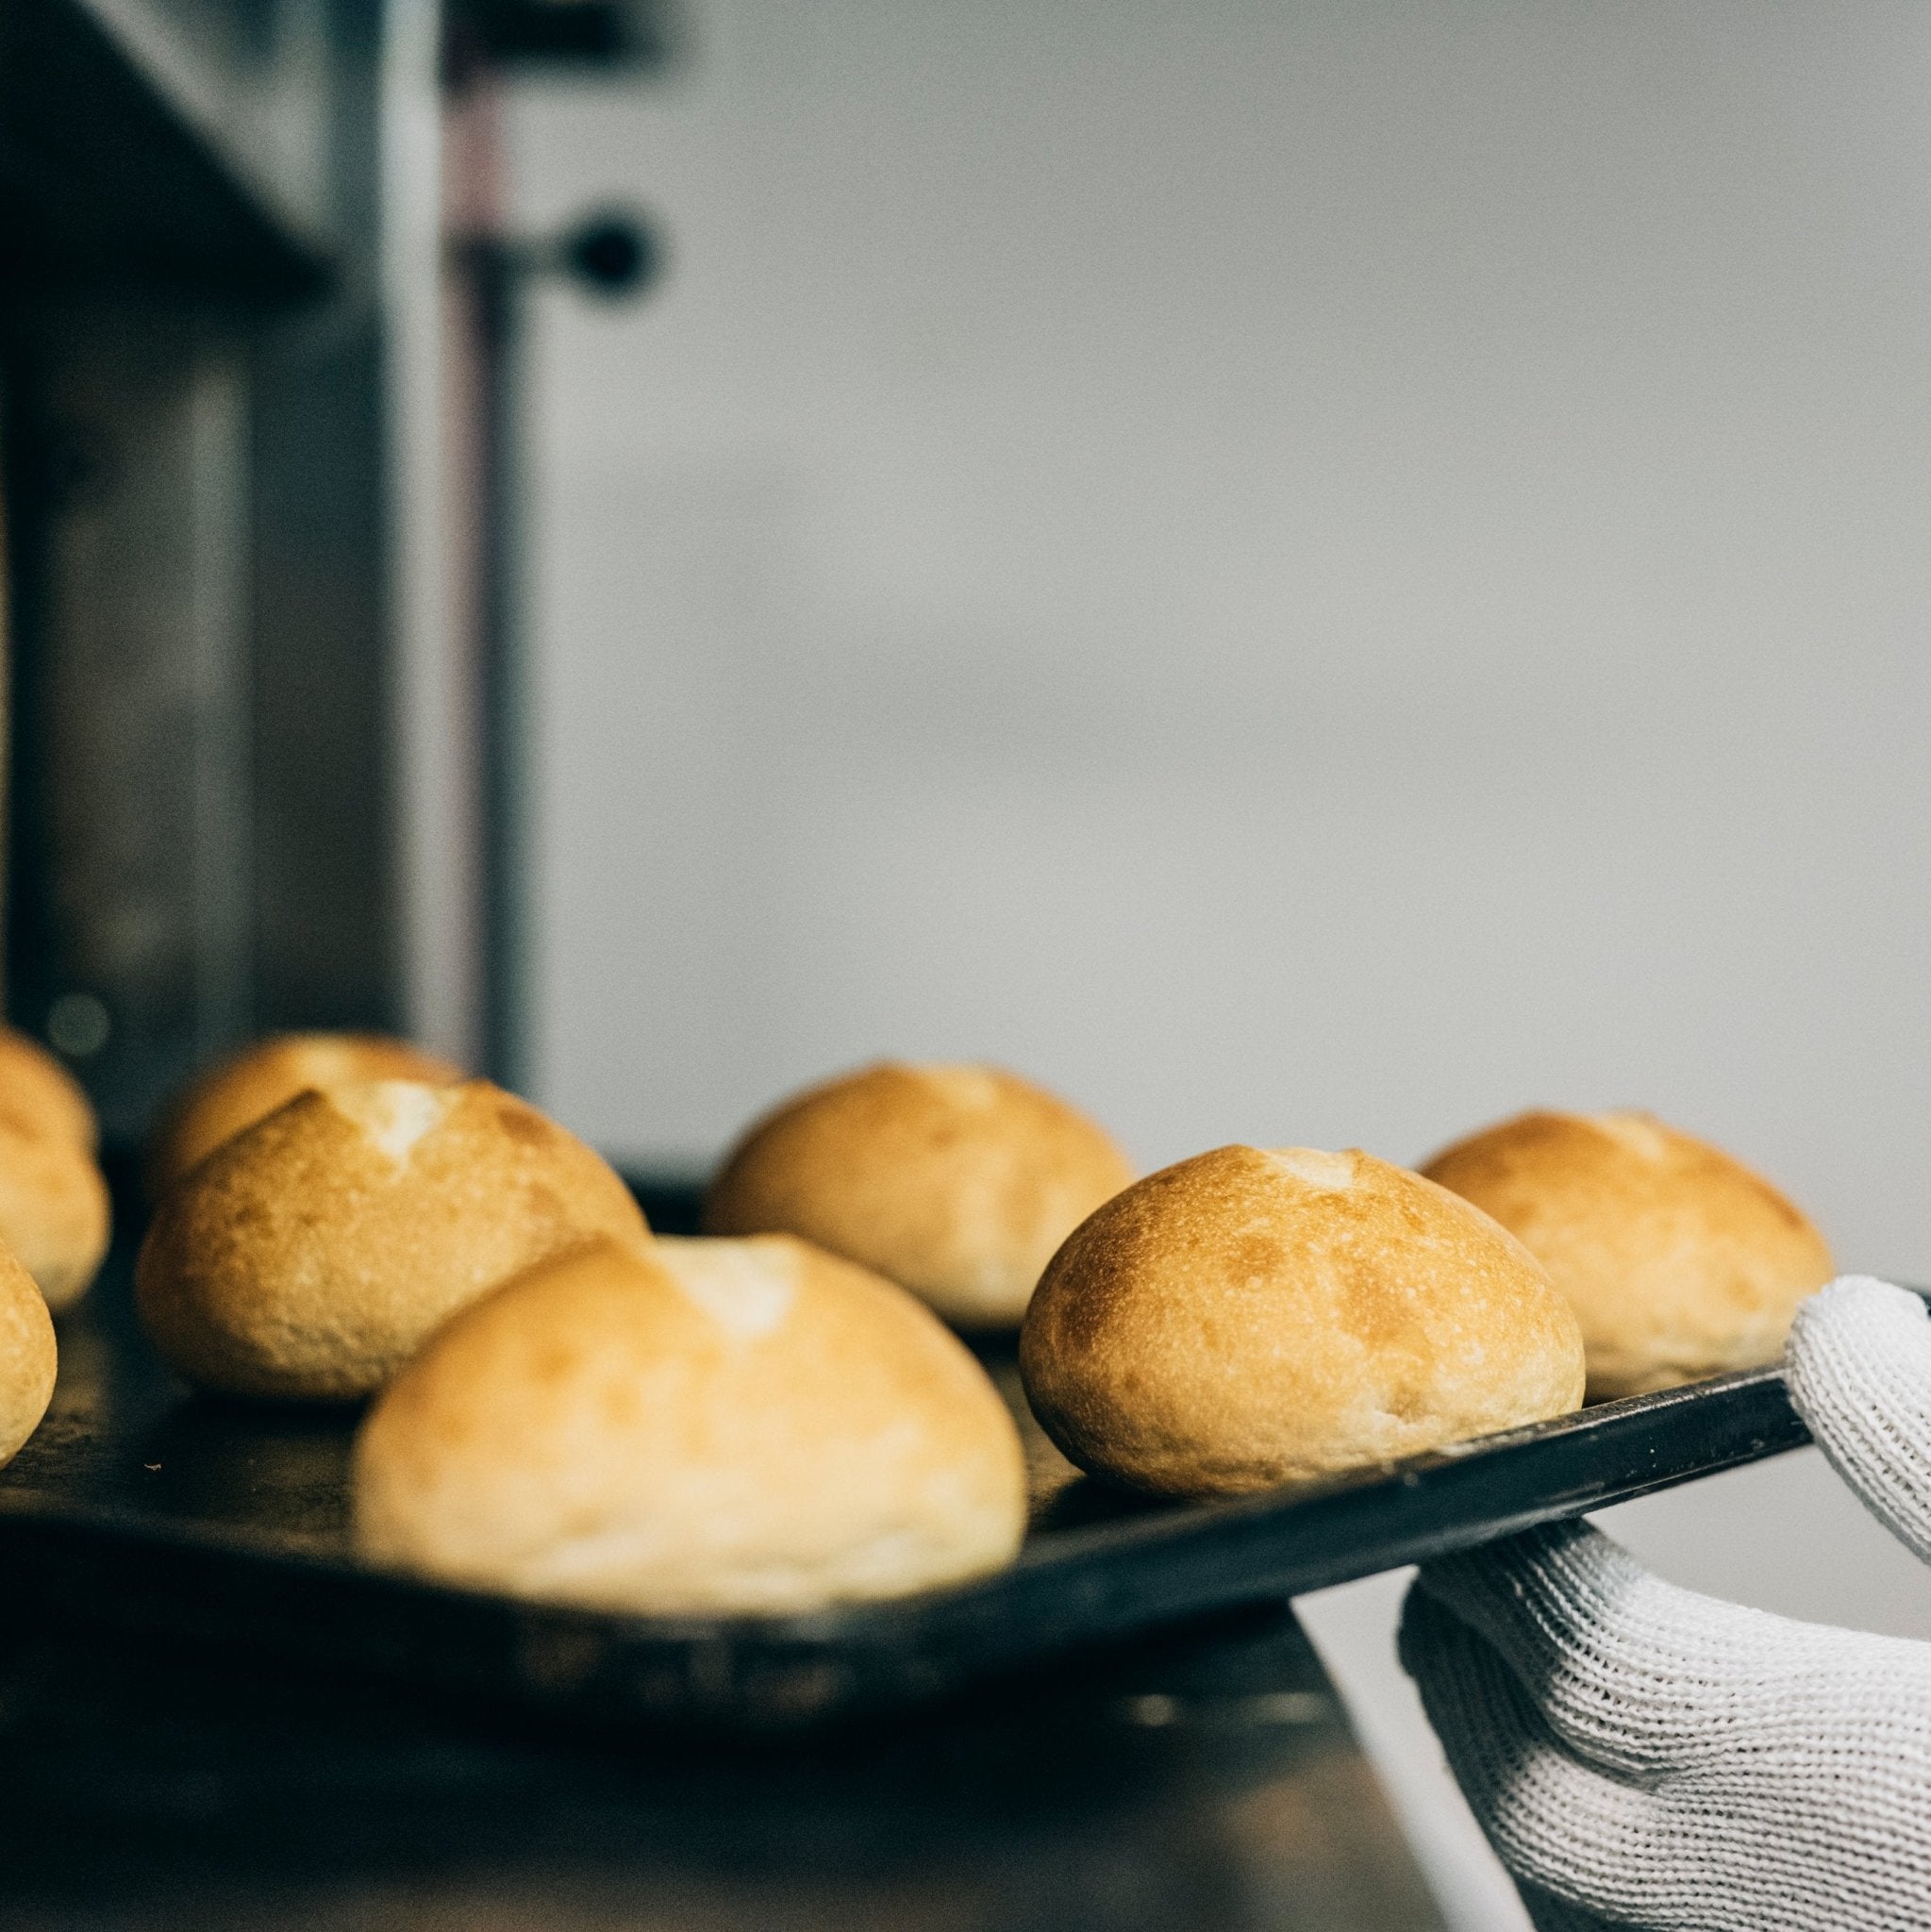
0 1114 110 1313
0 1245 58 1468
1019 1144 1585 1496
148 1032 466 1193
0 1026 97 1150
354 1232 1028 1614
1420 1109 1834 1398
136 1079 647 1401
705 1061 1135 1326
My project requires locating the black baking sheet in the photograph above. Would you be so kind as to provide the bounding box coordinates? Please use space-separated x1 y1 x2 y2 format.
0 1181 1819 1731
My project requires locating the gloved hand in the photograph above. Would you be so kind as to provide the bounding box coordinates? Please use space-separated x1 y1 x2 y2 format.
1398 1275 1931 1932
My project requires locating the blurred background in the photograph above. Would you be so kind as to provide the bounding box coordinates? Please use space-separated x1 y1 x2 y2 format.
5 4 1929 1927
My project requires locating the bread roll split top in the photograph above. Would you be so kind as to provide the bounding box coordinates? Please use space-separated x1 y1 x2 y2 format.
149 1031 465 1192
136 1078 646 1402
0 1246 58 1468
705 1060 1135 1327
1020 1144 1585 1497
1421 1108 1834 1398
355 1233 1028 1615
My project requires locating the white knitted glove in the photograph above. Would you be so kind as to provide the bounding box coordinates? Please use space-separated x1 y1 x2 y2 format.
1398 1275 1931 1932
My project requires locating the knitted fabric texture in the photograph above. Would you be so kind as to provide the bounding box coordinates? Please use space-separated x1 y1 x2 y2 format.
1400 1275 1931 1932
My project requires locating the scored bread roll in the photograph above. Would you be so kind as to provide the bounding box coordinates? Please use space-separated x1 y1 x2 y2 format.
0 1244 58 1468
0 1025 97 1150
136 1079 647 1402
148 1031 465 1192
0 1113 110 1313
1420 1109 1834 1399
355 1233 1028 1615
705 1061 1135 1327
1020 1144 1585 1497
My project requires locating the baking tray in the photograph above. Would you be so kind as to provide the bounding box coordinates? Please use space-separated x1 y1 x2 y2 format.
0 1175 1819 1732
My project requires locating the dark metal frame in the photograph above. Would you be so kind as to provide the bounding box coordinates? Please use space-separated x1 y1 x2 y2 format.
1 0 399 1137
4 0 671 1125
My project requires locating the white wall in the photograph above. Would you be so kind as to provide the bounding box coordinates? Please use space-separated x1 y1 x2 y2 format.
511 1 1931 1278
507 5 1931 1923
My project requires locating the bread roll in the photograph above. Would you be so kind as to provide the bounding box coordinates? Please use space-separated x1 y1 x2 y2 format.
136 1079 647 1401
355 1232 1028 1614
1420 1109 1833 1398
1020 1144 1585 1496
0 1113 110 1313
149 1032 465 1191
0 1244 58 1468
0 1026 108 1311
0 1025 97 1149
705 1061 1135 1327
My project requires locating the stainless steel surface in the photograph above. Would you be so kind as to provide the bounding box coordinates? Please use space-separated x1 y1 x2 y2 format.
0 1589 1444 1932
3 304 253 1129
